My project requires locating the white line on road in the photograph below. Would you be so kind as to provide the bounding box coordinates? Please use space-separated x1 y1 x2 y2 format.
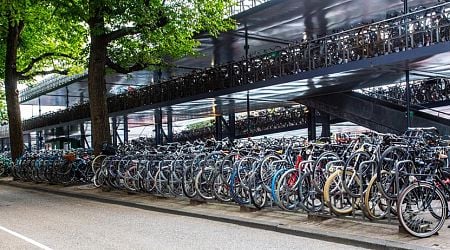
0 225 53 250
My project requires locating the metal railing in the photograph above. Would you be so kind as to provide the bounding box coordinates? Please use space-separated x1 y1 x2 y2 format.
229 0 270 16
173 106 308 141
362 78 450 106
361 78 450 119
19 72 88 103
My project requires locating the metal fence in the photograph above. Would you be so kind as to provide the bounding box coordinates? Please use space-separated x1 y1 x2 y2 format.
19 72 88 103
229 0 270 16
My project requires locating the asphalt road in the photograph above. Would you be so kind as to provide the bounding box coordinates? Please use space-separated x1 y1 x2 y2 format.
0 185 364 250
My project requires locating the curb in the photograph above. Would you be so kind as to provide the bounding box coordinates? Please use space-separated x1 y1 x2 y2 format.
0 181 432 250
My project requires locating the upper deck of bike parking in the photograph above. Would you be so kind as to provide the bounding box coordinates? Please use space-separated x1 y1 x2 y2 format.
6 0 450 141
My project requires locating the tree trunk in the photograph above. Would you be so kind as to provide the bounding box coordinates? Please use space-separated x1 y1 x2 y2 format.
4 20 24 161
88 17 111 155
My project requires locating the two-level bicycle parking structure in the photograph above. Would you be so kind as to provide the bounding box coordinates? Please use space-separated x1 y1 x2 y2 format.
4 1 450 241
6 2 450 140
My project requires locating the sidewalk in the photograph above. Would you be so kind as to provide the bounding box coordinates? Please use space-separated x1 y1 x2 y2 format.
0 177 445 250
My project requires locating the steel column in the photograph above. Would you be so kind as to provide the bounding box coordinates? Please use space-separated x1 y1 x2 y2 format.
112 117 118 147
246 91 251 135
36 131 40 150
79 93 85 148
245 24 251 136
228 112 236 140
66 125 70 149
320 112 331 138
154 108 163 145
307 107 317 141
213 38 221 66
66 86 70 108
215 115 223 140
38 97 42 116
404 0 409 48
244 23 249 59
80 123 86 148
167 109 173 143
26 134 31 152
123 115 129 143
405 70 411 129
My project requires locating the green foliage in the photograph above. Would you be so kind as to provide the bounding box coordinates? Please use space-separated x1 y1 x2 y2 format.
187 119 214 130
0 1 88 79
53 0 236 70
0 0 88 121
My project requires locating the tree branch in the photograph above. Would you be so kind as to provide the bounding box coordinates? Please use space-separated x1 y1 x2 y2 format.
105 57 148 74
105 26 139 42
18 69 69 81
105 10 169 42
18 52 75 75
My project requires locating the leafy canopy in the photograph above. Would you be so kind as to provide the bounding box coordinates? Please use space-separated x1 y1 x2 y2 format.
53 0 236 71
0 0 87 81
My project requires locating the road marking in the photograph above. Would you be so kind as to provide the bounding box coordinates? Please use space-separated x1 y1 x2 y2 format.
0 225 53 250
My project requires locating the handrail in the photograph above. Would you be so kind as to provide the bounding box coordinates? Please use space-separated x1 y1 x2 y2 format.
229 0 270 16
19 71 88 103
360 78 450 118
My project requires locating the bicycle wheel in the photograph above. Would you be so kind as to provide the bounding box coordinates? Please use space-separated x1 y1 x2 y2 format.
230 169 250 205
270 168 288 205
195 168 215 200
91 155 106 174
363 171 392 220
298 171 323 213
313 152 340 194
398 182 447 238
260 154 282 192
275 168 300 211
212 172 232 202
182 165 197 198
323 169 360 216
377 146 412 200
250 186 267 209
342 151 371 198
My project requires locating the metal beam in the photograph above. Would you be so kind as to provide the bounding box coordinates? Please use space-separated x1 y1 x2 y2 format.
231 31 292 45
298 92 450 135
